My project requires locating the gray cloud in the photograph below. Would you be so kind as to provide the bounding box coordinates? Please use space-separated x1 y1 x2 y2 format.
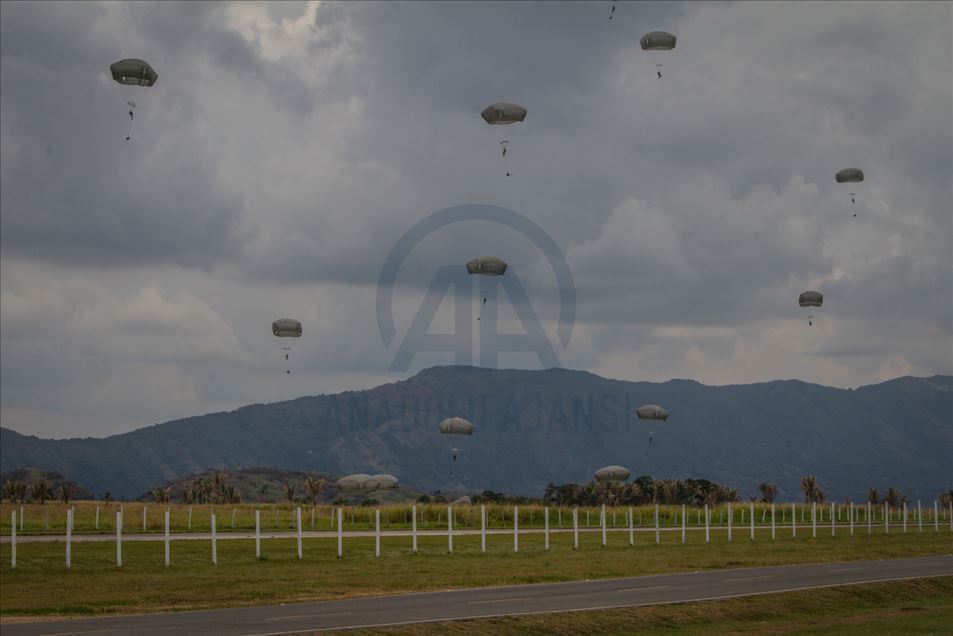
1 1 950 438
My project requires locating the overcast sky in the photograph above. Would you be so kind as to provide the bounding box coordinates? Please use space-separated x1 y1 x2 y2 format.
2 1 951 439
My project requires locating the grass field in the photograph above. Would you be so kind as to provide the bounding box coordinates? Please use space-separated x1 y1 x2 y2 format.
350 577 953 635
3 500 948 535
1 521 950 618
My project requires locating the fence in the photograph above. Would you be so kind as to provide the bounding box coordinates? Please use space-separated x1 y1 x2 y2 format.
4 500 951 570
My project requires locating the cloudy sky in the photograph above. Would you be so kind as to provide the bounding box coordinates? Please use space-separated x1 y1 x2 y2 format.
2 1 951 439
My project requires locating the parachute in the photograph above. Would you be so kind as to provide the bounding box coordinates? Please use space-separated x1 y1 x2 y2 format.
799 291 823 326
636 404 668 456
636 404 669 421
640 31 677 50
467 257 508 319
609 1 616 20
595 465 631 483
336 474 372 492
640 32 676 78
835 169 864 217
110 59 157 141
439 417 473 473
481 102 526 176
272 318 302 373
439 417 475 436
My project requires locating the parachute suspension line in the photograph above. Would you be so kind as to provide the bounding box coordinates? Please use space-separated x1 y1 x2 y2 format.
656 64 663 79
850 193 857 217
808 315 814 327
126 102 136 142
501 140 511 177
609 1 616 20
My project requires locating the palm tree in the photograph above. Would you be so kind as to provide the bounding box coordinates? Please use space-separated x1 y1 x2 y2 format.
758 482 777 503
305 476 326 508
59 483 72 505
2 480 19 502
284 482 296 503
102 491 113 507
884 487 902 507
31 479 52 505
867 488 879 504
151 487 170 504
800 476 825 503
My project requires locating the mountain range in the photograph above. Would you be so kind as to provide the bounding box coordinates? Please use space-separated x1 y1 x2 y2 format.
2 366 951 501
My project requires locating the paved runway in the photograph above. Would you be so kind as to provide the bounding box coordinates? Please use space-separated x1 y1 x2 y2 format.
4 554 951 635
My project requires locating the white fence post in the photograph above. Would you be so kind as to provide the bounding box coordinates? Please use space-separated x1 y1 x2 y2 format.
629 507 635 546
903 502 907 533
681 504 686 544
211 511 217 565
918 500 922 532
412 504 418 554
95 506 99 530
337 508 343 558
375 508 381 558
655 503 660 545
935 501 939 532
849 502 854 536
19 506 24 532
66 508 72 569
771 503 776 540
544 506 550 551
812 502 817 538
792 503 797 538
884 502 889 534
831 502 835 537
704 504 710 543
255 510 261 560
728 503 732 542
573 507 579 550
480 505 486 553
601 504 607 547
10 511 16 569
296 507 303 560
514 505 519 553
188 507 192 531
750 501 755 541
164 509 170 567
867 502 872 535
116 510 123 567
143 504 147 532
448 505 453 554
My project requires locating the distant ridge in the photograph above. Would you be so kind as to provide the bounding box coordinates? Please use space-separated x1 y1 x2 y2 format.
2 367 951 500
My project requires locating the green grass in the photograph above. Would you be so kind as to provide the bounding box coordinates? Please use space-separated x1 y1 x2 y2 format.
1 521 950 618
3 501 944 535
349 577 953 635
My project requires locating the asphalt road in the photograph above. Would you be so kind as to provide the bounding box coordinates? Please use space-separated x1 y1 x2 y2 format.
4 555 951 635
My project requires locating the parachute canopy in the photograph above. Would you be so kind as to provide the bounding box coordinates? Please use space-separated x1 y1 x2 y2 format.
640 31 677 51
365 474 399 490
636 404 669 421
466 256 508 276
336 473 399 492
481 102 527 125
272 318 302 337
336 474 372 492
835 168 864 183
110 58 158 86
798 291 823 307
595 465 631 483
439 417 474 435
